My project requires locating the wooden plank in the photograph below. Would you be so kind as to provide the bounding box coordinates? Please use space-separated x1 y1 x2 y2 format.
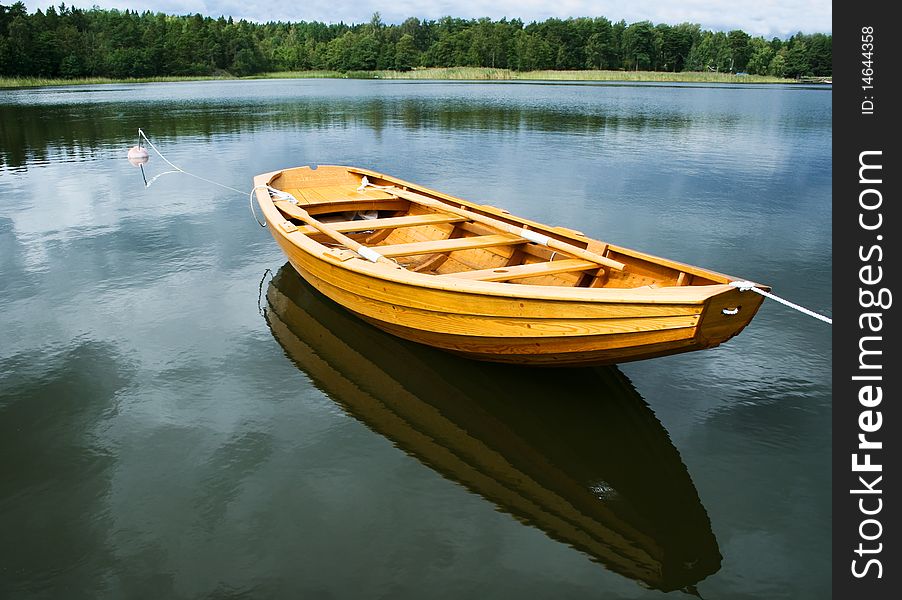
275 199 409 217
306 274 700 338
308 200 409 215
280 183 394 204
275 166 359 189
413 253 451 272
379 186 627 271
300 187 330 202
439 259 598 282
295 213 466 235
605 245 730 284
283 188 316 204
377 234 524 258
314 193 398 203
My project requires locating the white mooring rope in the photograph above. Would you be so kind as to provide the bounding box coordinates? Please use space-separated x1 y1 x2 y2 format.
729 280 832 325
136 128 274 227
138 128 247 195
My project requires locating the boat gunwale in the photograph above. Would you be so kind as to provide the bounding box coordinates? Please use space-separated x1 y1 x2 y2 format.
253 168 764 306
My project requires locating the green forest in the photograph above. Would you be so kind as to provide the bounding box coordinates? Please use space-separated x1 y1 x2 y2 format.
0 2 832 79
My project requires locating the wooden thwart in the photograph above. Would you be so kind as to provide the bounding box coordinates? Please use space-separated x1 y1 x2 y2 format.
439 258 599 282
275 199 408 217
377 234 523 258
294 213 466 235
282 187 398 204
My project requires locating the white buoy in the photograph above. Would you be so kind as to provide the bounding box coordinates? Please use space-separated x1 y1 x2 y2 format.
127 145 149 166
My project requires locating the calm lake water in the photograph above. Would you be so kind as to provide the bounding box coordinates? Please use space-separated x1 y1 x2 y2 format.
1 79 831 599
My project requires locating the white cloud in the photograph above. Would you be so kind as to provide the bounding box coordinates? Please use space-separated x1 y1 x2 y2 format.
29 0 831 37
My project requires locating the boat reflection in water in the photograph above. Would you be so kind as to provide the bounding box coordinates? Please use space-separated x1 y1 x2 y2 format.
264 264 722 593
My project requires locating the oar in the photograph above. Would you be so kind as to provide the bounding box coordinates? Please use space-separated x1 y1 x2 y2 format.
270 195 394 265
368 183 626 272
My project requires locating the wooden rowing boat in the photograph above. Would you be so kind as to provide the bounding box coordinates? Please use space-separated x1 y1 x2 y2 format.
264 265 722 591
254 165 767 366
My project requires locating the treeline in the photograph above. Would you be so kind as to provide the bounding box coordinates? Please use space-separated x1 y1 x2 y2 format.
0 2 832 79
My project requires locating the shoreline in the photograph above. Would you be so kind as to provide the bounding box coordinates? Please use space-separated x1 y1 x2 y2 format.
0 68 811 89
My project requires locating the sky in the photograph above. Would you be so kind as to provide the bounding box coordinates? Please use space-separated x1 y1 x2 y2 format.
27 0 832 38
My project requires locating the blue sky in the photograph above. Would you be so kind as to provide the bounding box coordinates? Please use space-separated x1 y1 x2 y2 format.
29 1 832 37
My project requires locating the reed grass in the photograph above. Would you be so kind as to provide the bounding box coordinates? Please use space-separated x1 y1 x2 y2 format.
366 67 513 80
250 70 347 79
515 70 791 83
345 67 792 83
2 68 794 89
0 74 239 88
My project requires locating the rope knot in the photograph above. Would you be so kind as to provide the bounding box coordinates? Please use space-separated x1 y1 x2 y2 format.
729 280 757 292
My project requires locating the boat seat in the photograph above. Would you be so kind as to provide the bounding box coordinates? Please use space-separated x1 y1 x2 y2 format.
275 199 409 218
294 213 467 236
438 259 599 282
376 234 524 258
282 188 398 204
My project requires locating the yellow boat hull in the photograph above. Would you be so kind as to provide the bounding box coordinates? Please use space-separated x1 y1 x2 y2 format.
256 166 765 366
